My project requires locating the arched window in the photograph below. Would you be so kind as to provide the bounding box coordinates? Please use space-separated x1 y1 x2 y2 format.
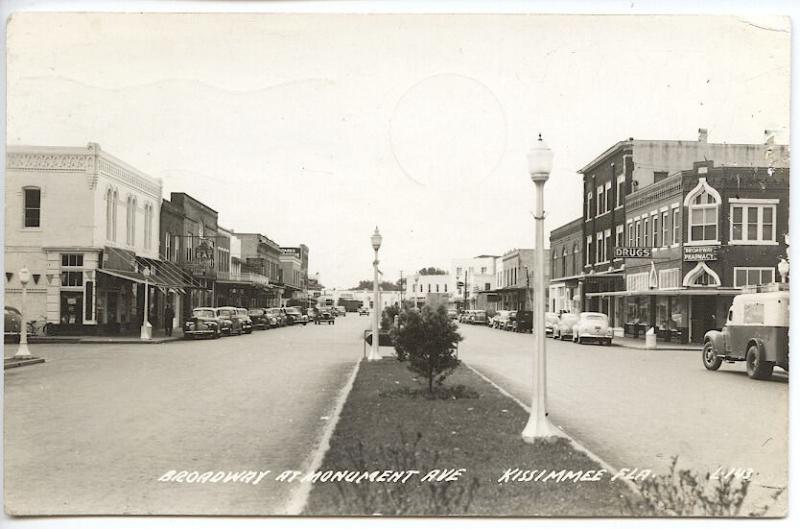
684 177 721 244
112 190 118 242
682 261 721 287
572 243 578 275
126 196 137 245
105 189 114 241
143 203 153 249
562 247 567 277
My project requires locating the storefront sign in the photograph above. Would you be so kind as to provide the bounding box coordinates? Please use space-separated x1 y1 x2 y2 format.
683 245 719 262
614 247 652 258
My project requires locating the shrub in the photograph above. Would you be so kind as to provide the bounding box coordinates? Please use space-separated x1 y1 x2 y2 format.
331 432 479 515
625 456 785 517
390 305 463 394
381 304 400 332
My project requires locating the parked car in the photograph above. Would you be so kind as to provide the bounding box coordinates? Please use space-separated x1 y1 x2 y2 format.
234 308 253 334
247 308 270 330
572 312 613 345
493 310 512 329
4 306 22 343
545 312 560 336
284 306 309 326
335 305 347 317
447 308 458 320
315 309 335 325
266 308 287 327
469 310 488 325
513 310 533 333
702 289 789 380
504 311 517 331
358 306 369 316
183 307 225 339
554 313 580 341
216 306 244 335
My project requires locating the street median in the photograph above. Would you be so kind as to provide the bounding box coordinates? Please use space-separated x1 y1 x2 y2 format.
302 358 639 516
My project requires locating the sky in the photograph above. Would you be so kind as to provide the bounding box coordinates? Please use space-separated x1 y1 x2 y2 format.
5 13 790 289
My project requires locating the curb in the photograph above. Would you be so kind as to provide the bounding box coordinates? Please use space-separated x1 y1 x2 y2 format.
283 357 362 515
4 357 46 369
463 361 641 495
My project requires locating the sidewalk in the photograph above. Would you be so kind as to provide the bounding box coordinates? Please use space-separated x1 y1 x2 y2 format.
614 336 701 351
24 331 183 345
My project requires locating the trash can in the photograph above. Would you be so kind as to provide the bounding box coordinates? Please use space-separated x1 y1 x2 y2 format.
645 327 657 349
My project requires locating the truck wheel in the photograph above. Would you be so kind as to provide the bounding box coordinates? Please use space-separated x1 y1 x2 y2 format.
702 341 722 371
746 344 774 380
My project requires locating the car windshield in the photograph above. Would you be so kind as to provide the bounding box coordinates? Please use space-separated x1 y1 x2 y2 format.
584 315 607 322
218 309 232 318
193 309 215 318
285 308 301 315
248 309 263 315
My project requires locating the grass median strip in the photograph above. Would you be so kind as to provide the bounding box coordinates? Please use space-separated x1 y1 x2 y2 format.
302 358 639 516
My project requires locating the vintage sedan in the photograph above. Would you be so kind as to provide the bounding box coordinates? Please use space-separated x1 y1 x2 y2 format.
493 310 512 329
554 313 580 341
545 312 560 336
358 306 369 316
266 308 287 327
247 308 270 330
702 290 789 380
216 306 243 335
572 312 613 345
183 307 224 339
315 309 335 325
284 306 309 326
234 308 254 334
4 306 22 343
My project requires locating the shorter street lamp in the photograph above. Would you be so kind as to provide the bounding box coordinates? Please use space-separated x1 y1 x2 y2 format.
521 134 562 443
368 227 383 361
778 258 789 283
14 267 32 358
140 266 153 340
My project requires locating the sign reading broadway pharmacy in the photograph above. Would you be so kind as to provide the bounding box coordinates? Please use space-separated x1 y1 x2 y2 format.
613 247 652 258
683 245 719 262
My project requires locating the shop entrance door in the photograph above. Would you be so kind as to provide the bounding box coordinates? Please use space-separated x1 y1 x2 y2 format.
690 296 716 343
59 291 84 331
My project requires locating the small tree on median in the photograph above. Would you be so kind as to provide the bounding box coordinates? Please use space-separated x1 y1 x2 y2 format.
390 305 463 395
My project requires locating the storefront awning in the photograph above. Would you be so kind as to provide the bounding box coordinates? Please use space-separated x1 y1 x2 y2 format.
97 268 193 290
585 288 741 298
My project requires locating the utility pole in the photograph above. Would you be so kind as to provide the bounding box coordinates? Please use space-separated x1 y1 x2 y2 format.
400 269 404 306
464 269 469 311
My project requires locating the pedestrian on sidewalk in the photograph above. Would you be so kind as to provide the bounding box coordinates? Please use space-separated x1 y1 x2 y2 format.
164 303 175 337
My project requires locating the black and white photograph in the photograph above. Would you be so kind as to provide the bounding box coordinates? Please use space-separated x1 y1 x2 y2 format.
1 1 796 525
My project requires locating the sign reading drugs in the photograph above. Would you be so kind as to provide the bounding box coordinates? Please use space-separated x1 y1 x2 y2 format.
613 247 652 258
683 245 719 262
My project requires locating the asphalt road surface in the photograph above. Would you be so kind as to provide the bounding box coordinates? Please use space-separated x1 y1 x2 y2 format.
4 315 366 515
456 323 789 514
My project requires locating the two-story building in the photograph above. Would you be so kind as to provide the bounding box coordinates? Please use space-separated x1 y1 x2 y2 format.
578 129 790 327
236 232 283 307
451 255 497 311
549 218 584 314
405 272 452 308
491 248 550 311
280 245 310 306
4 143 177 335
586 161 790 344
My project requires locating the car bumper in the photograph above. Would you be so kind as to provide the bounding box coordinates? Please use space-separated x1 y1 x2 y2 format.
184 329 215 338
579 332 613 340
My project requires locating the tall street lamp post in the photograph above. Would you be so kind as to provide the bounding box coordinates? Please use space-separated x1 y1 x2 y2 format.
521 134 561 442
368 227 383 361
14 266 32 358
140 266 153 340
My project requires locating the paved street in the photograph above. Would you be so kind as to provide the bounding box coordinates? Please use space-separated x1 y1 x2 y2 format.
457 323 789 512
4 316 365 515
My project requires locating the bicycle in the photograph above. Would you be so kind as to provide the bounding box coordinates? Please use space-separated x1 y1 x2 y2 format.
26 318 52 337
